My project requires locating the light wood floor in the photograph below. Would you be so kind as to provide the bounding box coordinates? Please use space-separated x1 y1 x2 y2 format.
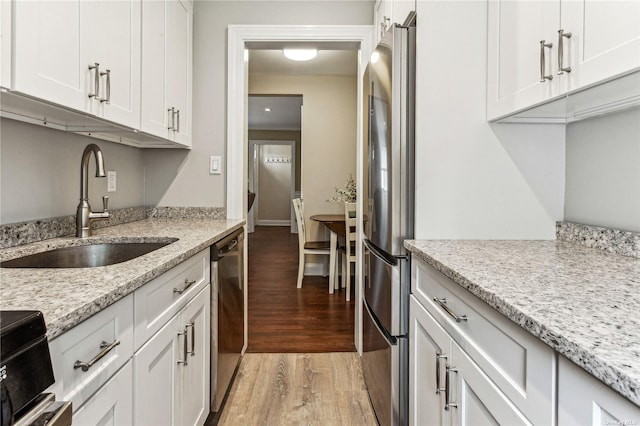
217 353 377 425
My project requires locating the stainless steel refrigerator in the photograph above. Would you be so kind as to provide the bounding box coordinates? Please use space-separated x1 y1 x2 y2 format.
362 15 415 426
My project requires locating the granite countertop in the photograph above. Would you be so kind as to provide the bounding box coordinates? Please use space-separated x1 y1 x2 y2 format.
0 218 245 339
404 239 640 406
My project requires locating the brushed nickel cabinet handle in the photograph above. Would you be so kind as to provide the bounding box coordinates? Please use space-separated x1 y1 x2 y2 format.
100 69 111 103
186 321 195 356
557 29 572 75
433 297 467 322
88 63 100 99
435 353 447 395
168 107 175 130
174 278 197 294
444 365 458 410
176 110 180 132
177 329 188 366
74 340 120 372
540 40 553 82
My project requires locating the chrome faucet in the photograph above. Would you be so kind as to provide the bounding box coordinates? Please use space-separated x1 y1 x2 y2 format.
76 144 110 237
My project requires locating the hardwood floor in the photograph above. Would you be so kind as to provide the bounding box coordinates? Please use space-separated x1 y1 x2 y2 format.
247 226 355 353
217 353 377 425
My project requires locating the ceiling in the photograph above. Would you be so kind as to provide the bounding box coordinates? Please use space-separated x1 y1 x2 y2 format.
248 49 357 130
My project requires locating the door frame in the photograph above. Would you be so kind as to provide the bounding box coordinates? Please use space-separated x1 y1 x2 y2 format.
248 139 296 232
226 24 373 354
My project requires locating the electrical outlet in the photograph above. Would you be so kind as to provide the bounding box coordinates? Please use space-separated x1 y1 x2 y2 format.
210 156 222 175
107 171 117 192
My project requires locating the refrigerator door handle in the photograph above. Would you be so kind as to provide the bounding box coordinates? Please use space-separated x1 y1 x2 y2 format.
364 239 398 267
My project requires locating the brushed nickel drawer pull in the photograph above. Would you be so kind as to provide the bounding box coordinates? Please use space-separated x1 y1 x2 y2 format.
433 298 467 322
100 69 111 103
88 63 100 99
74 340 121 372
174 278 197 294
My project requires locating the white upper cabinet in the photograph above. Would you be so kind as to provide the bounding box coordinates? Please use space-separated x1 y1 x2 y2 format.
12 0 141 129
561 1 640 92
141 0 192 147
373 0 415 44
487 0 640 121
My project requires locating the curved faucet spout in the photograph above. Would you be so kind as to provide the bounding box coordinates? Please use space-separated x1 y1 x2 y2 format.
80 144 106 201
77 144 110 237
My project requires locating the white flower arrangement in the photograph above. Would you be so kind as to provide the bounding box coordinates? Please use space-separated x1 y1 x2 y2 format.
327 175 357 203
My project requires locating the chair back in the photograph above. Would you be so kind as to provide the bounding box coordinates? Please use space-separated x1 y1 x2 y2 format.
344 202 357 245
292 198 307 243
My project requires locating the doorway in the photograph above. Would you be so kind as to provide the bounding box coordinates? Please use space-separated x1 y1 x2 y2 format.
248 140 296 233
226 25 373 354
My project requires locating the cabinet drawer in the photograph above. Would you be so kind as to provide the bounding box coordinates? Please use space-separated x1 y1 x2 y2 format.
134 248 209 350
48 294 134 411
411 258 555 425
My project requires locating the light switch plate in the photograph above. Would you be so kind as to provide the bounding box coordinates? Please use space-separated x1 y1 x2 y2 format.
107 171 117 192
210 156 222 175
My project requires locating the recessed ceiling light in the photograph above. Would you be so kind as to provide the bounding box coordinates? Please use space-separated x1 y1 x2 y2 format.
283 49 317 61
264 107 271 112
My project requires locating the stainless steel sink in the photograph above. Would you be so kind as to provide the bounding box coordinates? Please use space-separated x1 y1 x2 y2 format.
0 240 177 268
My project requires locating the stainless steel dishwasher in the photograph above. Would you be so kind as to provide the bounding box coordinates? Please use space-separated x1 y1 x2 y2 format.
210 227 244 413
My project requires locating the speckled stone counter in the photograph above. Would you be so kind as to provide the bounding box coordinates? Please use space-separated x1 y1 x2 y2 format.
0 218 244 339
404 239 640 406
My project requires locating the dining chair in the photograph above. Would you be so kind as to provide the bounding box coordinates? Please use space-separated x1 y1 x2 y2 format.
340 202 357 301
292 198 332 291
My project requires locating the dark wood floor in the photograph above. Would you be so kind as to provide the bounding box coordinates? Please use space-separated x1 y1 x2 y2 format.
247 226 355 352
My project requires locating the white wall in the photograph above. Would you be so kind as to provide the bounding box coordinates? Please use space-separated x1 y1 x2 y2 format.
413 1 566 240
257 144 292 222
250 74 358 241
0 118 145 224
142 0 373 209
565 107 640 232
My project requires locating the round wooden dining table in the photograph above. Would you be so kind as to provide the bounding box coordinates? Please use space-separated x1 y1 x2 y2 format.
310 214 346 293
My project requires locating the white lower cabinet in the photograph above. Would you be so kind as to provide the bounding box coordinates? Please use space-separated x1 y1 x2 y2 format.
558 356 640 426
48 249 212 426
72 360 133 426
409 296 529 426
410 256 640 425
134 284 210 426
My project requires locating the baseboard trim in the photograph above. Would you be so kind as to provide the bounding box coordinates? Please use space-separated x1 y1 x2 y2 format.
257 219 291 226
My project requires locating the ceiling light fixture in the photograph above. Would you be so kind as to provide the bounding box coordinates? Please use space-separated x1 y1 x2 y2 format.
283 49 317 61
264 107 271 112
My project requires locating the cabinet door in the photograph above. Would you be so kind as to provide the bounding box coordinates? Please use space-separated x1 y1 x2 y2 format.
409 296 451 426
12 1 85 111
558 356 640 425
134 312 182 426
561 0 640 92
72 361 133 426
487 0 560 120
180 286 211 426
450 343 532 426
166 0 192 146
82 0 140 128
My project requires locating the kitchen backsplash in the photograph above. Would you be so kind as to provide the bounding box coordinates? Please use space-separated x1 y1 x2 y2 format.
0 207 226 249
556 221 640 259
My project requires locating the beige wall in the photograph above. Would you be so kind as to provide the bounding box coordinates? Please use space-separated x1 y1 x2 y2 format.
249 129 301 191
250 74 358 241
143 0 373 209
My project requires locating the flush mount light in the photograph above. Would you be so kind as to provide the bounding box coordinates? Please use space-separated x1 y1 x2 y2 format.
264 107 271 112
283 49 317 61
